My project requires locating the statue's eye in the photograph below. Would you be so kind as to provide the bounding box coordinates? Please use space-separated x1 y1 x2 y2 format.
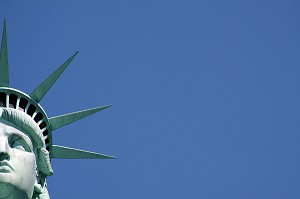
10 137 31 152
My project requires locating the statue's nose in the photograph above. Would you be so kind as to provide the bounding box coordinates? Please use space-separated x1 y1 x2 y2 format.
0 152 9 161
0 137 10 160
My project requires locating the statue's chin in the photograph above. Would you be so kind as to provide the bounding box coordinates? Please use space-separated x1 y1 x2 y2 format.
0 183 29 199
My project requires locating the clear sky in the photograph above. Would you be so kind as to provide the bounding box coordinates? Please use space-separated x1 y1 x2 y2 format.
1 1 300 198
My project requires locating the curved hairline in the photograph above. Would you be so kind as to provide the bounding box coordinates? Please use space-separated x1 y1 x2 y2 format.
0 108 45 149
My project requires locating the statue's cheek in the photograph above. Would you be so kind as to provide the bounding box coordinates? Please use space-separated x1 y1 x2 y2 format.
13 151 36 182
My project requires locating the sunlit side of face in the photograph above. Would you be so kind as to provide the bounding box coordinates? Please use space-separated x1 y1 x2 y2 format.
0 121 37 199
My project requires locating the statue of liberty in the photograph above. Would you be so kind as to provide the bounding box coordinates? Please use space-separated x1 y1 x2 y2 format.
0 19 115 199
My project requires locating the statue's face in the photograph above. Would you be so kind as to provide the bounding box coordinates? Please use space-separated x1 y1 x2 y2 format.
0 121 37 199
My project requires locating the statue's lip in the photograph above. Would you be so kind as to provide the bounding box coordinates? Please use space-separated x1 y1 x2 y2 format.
0 162 13 172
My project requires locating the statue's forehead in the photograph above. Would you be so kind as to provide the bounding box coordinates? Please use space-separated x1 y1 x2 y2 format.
0 118 24 135
0 118 33 139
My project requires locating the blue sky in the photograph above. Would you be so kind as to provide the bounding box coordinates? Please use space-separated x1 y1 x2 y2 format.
1 1 300 198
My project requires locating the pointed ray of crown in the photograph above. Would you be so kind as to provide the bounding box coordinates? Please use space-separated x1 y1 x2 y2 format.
0 20 115 159
0 19 9 87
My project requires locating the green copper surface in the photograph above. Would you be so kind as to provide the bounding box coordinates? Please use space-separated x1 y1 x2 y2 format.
0 19 9 87
30 51 78 102
49 105 111 130
51 145 116 159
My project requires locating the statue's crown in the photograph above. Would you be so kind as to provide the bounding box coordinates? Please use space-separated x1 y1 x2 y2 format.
0 19 115 160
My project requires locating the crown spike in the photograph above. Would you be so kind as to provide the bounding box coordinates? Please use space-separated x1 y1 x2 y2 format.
51 145 116 159
30 51 78 102
0 19 9 87
49 105 111 130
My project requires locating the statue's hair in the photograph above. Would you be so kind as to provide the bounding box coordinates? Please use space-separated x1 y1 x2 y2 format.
0 108 53 198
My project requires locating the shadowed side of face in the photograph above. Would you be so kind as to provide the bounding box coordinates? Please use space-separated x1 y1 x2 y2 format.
0 121 37 199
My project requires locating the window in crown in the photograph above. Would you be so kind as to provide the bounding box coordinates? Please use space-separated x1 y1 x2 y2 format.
43 130 48 136
9 94 17 108
19 98 28 112
0 93 6 107
34 112 43 122
27 104 36 116
39 121 46 129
